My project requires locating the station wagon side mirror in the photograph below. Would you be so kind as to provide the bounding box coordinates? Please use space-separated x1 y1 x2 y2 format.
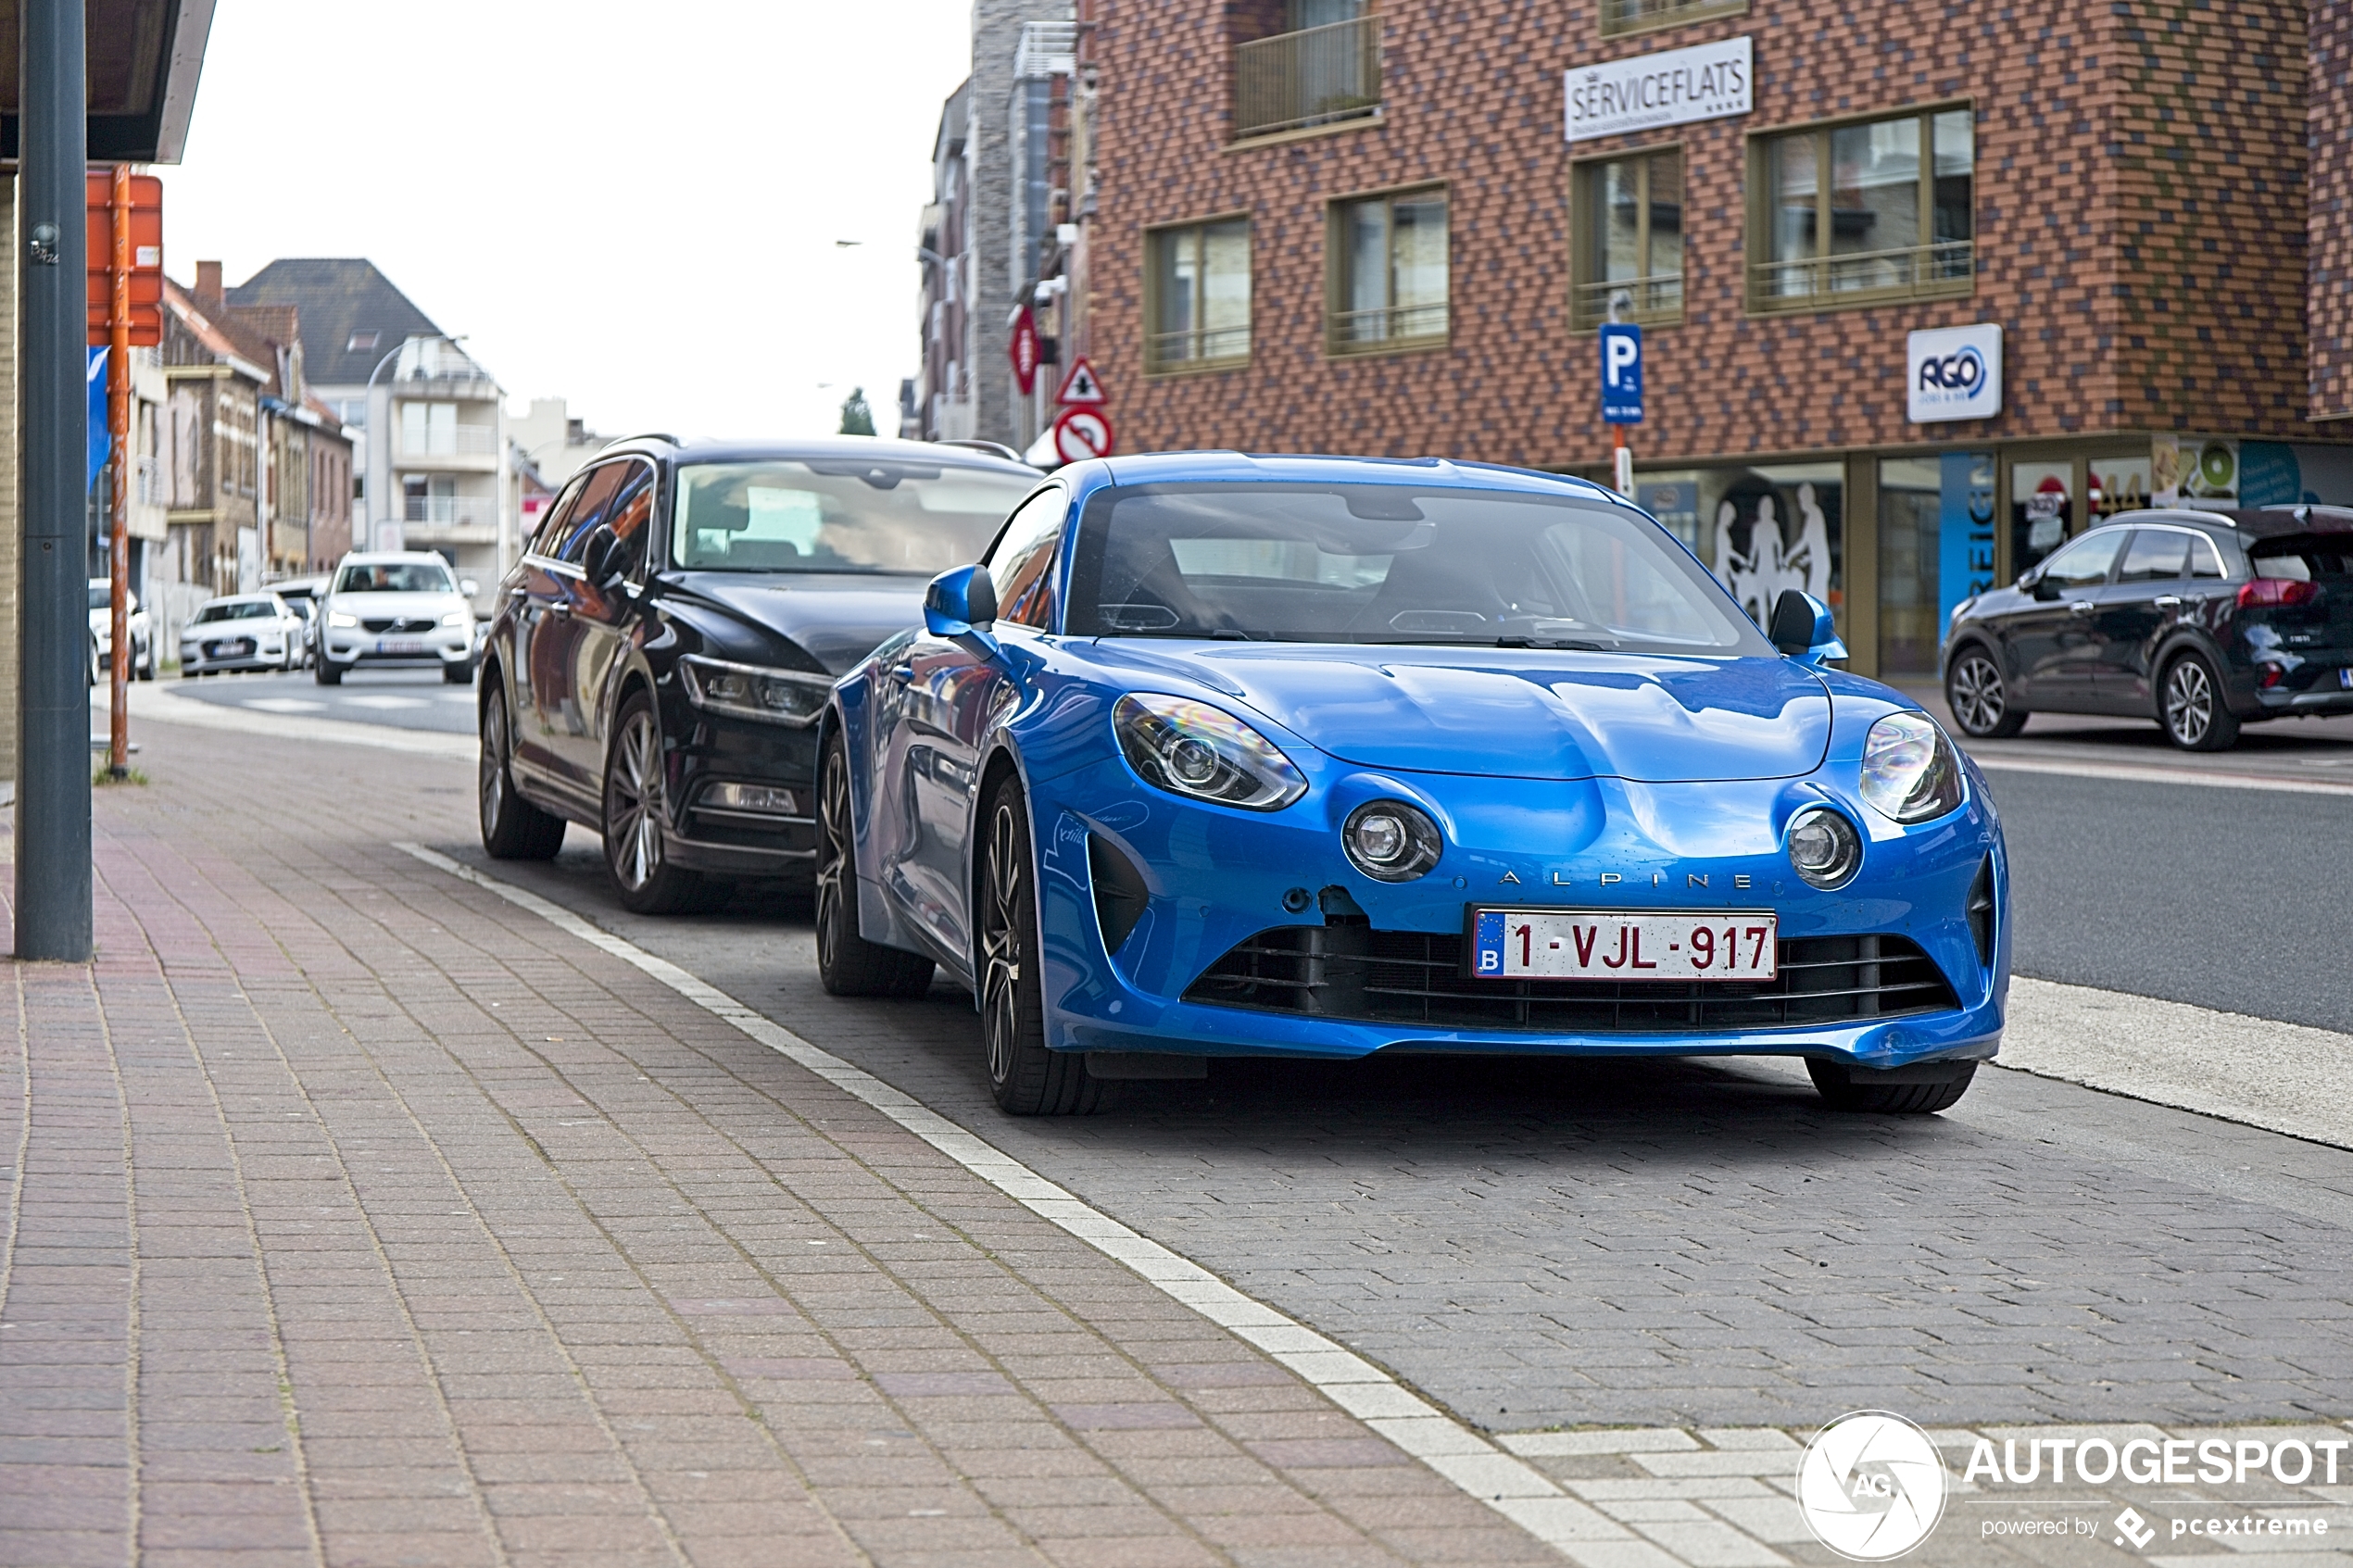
459 578 479 598
925 564 1003 662
1768 588 1847 666
581 525 625 590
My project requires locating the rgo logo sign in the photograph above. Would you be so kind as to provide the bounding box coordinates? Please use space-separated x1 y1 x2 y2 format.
1918 345 1986 395
1906 324 2002 423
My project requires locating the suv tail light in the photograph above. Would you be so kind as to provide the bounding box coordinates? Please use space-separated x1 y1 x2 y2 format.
2237 577 2321 608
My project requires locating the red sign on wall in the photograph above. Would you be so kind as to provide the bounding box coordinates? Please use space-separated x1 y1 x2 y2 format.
1008 307 1041 394
87 170 165 347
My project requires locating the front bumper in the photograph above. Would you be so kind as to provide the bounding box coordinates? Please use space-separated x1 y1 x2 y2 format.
657 689 823 881
182 642 286 672
325 634 472 667
1027 759 2008 1073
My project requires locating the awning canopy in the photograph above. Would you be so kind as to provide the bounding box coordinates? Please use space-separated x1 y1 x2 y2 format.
0 0 214 162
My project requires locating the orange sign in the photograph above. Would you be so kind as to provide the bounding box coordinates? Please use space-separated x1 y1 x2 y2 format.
87 170 164 347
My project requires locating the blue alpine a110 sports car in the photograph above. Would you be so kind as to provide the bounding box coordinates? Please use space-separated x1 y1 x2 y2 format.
818 453 2007 1117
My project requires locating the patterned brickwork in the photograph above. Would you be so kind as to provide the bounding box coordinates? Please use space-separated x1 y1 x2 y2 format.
1084 0 2326 465
2311 0 2353 420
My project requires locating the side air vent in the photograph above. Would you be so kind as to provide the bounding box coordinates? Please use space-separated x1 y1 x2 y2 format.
1967 855 1995 969
1088 835 1151 957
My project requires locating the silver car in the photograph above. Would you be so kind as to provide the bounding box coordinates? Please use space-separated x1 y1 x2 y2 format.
180 592 306 675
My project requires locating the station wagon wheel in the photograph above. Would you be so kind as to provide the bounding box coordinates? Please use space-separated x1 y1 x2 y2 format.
478 683 566 860
1945 648 2026 739
978 778 1099 1116
600 691 720 913
815 732 934 997
2160 652 2240 752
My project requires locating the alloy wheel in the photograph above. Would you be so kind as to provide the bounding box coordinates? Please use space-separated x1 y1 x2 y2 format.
479 690 507 827
816 747 852 972
608 709 665 892
1950 655 2006 734
2165 659 2213 746
980 801 1024 1090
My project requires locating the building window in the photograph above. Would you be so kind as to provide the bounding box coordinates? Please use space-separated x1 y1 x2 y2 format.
1748 107 1973 313
1600 0 1747 36
1147 219 1252 372
1232 0 1381 142
1572 148 1683 329
346 330 380 353
1328 187 1448 354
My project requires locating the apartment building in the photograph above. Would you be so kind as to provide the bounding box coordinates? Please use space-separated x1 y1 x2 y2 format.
1071 0 2352 680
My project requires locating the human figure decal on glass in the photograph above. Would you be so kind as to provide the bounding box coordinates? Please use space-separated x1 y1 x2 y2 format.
1714 483 1831 627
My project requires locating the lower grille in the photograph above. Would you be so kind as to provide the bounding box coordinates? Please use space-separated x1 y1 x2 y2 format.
1182 925 1961 1034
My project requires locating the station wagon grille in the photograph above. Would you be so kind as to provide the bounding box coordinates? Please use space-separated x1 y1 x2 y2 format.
361 617 437 634
1182 926 1961 1034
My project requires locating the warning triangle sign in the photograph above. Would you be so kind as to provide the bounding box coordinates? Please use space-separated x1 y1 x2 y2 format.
1055 358 1107 407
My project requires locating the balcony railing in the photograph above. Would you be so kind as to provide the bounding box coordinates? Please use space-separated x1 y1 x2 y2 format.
1573 273 1685 330
1146 323 1252 372
403 495 496 526
1600 0 1749 36
1748 240 1974 314
398 424 500 459
1233 16 1381 142
1328 300 1448 352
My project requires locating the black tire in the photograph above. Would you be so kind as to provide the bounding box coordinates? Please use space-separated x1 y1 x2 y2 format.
1808 1060 1976 1114
815 731 936 997
314 658 345 686
479 684 566 860
87 638 98 687
1944 646 2026 739
978 777 1101 1116
136 640 155 681
443 658 475 686
2159 651 2240 751
602 690 724 914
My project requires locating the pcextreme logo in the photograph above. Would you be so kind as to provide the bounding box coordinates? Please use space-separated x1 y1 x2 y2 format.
1797 1411 1949 1561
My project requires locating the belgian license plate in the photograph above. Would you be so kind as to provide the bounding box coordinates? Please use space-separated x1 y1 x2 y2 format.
1469 908 1778 981
210 639 251 658
378 638 427 655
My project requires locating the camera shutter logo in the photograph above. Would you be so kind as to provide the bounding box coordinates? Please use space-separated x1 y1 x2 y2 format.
1797 1411 1948 1560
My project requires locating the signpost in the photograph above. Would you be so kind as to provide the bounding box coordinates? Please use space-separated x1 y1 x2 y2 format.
1055 357 1105 406
87 169 163 782
1599 320 1642 497
1008 307 1042 395
1051 407 1114 466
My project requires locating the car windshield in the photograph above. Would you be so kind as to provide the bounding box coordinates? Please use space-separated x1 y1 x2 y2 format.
334 562 454 594
194 601 276 623
670 459 1036 575
1066 483 1774 653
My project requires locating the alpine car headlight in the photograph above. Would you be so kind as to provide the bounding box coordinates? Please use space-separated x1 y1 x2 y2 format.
1859 710 1965 823
1114 694 1306 810
678 655 831 727
1787 808 1863 889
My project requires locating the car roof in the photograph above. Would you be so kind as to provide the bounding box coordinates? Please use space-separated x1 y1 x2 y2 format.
200 593 283 606
2100 505 2353 539
1074 449 1621 501
596 433 1042 478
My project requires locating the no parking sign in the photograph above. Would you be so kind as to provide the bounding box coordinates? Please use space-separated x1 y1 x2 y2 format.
1052 407 1114 465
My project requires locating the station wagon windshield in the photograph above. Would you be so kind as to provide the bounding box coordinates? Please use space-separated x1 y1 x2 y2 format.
1067 483 1773 654
671 460 1036 575
335 562 454 594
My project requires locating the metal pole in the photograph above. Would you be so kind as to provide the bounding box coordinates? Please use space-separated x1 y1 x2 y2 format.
16 0 93 960
108 165 132 781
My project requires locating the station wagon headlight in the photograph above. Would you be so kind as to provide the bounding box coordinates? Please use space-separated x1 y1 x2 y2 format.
328 610 359 628
1787 808 1863 889
678 654 831 726
442 609 469 627
1859 711 1966 823
1114 694 1306 811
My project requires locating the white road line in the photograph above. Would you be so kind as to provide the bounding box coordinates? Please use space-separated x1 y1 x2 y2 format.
392 841 1655 1564
108 684 473 760
1969 753 2353 797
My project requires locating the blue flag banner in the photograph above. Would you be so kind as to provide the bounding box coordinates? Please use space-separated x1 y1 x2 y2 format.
87 346 111 490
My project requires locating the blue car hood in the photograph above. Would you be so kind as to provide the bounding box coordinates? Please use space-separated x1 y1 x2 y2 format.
1125 646 1832 783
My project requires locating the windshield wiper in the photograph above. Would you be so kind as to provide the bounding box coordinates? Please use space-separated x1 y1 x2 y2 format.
1495 635 1608 651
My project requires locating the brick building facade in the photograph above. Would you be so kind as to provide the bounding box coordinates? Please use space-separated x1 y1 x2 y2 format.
1069 0 2352 678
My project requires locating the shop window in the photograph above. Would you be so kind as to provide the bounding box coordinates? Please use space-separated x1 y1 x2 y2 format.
1747 106 1972 313
2010 461 2073 578
2089 456 2152 523
1572 148 1683 329
1147 219 1252 372
1639 462 1843 633
1878 454 1995 677
1600 0 1747 36
1328 187 1449 354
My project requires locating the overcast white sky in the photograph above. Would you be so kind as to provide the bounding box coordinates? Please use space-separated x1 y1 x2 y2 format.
162 0 975 441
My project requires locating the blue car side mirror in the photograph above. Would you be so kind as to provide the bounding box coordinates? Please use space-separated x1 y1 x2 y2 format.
925 564 1004 660
1768 588 1847 665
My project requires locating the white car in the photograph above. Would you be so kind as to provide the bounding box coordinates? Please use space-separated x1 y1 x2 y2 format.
87 579 155 683
315 551 478 686
180 592 306 675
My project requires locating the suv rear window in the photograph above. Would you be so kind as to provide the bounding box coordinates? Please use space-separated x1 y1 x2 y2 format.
2248 534 2353 581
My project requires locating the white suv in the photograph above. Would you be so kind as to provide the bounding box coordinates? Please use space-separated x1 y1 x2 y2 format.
87 579 155 683
316 551 478 686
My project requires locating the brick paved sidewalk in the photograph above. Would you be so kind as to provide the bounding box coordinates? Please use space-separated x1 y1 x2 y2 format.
1 723 1556 1568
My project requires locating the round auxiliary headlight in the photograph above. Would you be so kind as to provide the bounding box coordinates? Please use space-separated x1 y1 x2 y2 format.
1343 800 1442 884
1787 808 1863 889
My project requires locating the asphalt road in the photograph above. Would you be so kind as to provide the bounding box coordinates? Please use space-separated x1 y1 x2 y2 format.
164 665 477 733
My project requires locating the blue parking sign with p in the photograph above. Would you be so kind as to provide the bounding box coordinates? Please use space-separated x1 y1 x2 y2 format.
1600 322 1643 424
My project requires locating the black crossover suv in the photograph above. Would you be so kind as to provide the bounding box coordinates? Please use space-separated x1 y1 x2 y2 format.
476 435 1043 910
1941 505 2353 750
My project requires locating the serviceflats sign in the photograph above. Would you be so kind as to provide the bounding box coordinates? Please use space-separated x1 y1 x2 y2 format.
1565 36 1752 143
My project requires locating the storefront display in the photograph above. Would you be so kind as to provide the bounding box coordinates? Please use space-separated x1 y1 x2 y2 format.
1878 453 1994 675
2010 460 2071 576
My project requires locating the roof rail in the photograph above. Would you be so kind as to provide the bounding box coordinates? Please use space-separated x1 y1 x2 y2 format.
2106 506 2240 529
607 432 680 448
936 438 1026 463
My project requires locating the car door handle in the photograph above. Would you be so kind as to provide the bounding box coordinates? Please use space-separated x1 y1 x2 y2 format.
2068 599 2095 615
508 585 527 600
551 603 571 618
887 663 914 683
2153 595 2182 609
